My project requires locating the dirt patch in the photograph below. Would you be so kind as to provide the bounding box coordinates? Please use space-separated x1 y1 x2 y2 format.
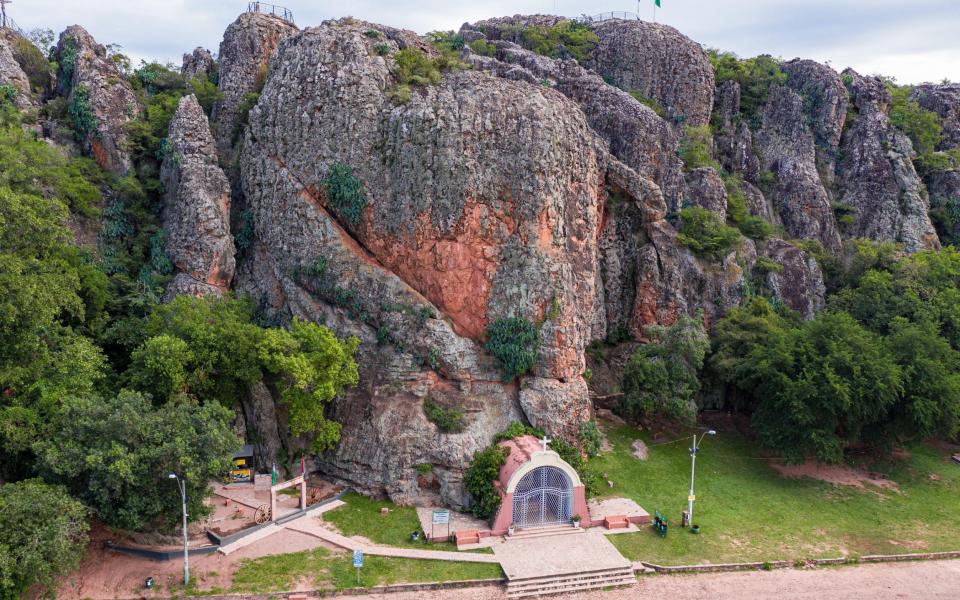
769 459 900 492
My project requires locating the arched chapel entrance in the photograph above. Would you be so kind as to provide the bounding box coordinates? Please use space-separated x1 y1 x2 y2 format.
511 465 574 528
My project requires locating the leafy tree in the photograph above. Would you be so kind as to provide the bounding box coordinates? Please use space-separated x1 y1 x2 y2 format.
676 207 742 261
324 162 368 226
723 173 774 240
708 297 797 412
258 318 360 452
485 317 540 382
621 313 709 425
0 480 89 598
741 312 903 463
187 75 223 116
37 391 238 530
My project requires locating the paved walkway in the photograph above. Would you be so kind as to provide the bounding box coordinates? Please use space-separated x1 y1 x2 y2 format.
492 530 631 580
220 507 499 564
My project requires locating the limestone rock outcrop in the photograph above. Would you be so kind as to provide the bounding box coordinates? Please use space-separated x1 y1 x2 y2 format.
211 12 297 158
838 69 940 251
181 46 215 80
761 239 825 319
755 84 841 251
160 94 235 298
588 19 715 127
54 25 140 175
684 168 728 220
0 29 37 109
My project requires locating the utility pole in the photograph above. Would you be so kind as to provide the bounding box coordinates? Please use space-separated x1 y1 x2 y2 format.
687 430 716 525
0 0 11 29
168 473 189 586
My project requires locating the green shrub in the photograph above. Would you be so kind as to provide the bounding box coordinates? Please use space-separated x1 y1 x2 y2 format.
463 444 510 519
493 421 544 443
677 207 741 260
427 31 465 52
708 50 786 124
485 317 540 382
416 463 433 474
232 91 260 142
888 83 943 156
0 83 17 104
423 398 465 433
518 20 598 63
12 37 52 94
578 421 603 457
323 162 368 226
68 84 98 139
469 39 497 58
724 173 773 240
629 90 666 117
914 148 960 177
551 437 600 497
364 29 381 39
187 75 223 116
678 125 720 171
373 43 390 57
58 35 77 88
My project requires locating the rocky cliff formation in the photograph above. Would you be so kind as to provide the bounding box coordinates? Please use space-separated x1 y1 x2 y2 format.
181 47 216 80
54 26 140 175
0 28 38 109
160 94 235 298
145 11 956 505
211 12 296 159
839 69 939 251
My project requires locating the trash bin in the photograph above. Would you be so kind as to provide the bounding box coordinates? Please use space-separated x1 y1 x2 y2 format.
681 510 690 527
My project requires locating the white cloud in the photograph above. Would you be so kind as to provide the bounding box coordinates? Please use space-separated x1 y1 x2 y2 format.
10 0 959 83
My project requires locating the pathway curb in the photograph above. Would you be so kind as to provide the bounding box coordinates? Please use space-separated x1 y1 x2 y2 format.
638 550 960 574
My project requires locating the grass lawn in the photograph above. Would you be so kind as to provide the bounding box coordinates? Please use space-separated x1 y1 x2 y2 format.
228 547 502 593
324 492 477 551
593 425 960 566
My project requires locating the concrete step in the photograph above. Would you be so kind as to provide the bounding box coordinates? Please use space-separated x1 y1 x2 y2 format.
506 570 636 598
506 567 633 589
506 526 584 541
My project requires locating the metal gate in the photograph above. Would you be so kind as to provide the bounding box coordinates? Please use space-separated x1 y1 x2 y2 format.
511 466 573 528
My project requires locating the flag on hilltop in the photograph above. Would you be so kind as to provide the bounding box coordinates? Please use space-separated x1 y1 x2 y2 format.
655 0 661 6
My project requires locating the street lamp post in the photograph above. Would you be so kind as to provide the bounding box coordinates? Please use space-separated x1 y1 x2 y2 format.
168 473 189 586
687 430 716 525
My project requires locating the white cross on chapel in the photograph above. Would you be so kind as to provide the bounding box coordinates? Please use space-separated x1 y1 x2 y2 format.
539 435 552 452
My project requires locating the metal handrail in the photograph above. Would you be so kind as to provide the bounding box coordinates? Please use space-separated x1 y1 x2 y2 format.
580 11 641 23
247 1 294 24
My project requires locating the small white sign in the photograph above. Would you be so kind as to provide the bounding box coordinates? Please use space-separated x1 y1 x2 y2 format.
432 509 450 525
352 549 364 567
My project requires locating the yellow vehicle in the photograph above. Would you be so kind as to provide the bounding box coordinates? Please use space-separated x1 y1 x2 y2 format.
230 445 255 483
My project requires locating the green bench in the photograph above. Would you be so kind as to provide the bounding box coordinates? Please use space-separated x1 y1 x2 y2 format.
653 510 668 537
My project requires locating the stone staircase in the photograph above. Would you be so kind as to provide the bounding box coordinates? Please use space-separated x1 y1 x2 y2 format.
505 565 637 598
506 524 584 541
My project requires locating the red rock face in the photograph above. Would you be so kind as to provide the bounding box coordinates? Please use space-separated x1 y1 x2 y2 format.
362 198 516 339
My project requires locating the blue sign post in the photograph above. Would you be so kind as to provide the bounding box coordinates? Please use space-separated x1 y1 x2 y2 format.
352 549 364 584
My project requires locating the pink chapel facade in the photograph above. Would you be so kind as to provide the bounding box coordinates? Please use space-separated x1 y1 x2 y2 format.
490 435 591 535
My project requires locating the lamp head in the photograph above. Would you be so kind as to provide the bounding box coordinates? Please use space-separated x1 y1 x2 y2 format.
168 473 177 479
707 430 717 435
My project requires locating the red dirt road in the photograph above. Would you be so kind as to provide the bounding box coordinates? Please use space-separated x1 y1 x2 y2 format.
351 559 960 600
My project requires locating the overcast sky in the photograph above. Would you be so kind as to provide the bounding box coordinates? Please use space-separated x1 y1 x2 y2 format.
9 0 959 84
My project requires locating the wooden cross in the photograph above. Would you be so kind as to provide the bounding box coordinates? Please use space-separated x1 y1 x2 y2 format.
539 435 552 452
0 0 10 29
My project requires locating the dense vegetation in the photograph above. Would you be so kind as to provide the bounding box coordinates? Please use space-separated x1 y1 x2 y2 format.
0 47 359 599
485 317 540 382
708 50 786 125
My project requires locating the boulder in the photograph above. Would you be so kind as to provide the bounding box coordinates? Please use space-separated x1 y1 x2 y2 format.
838 69 940 252
160 94 235 298
54 25 140 175
631 439 649 461
181 46 215 80
211 11 297 158
588 19 715 128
